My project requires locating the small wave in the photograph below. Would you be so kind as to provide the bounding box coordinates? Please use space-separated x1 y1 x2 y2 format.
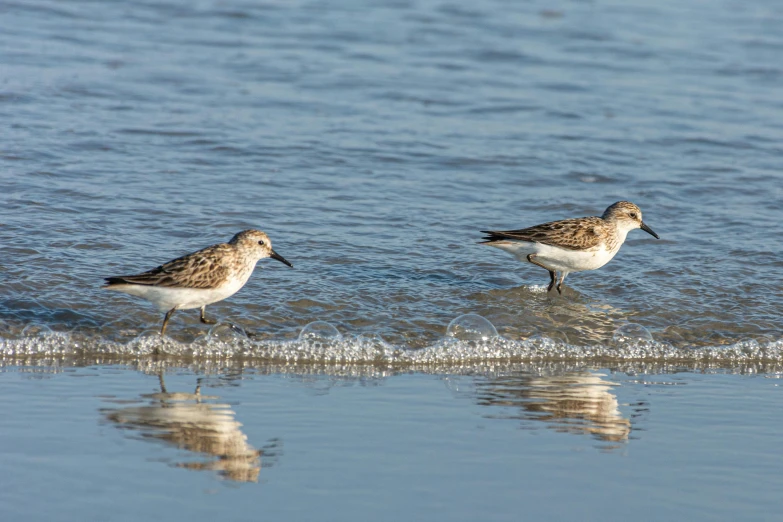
2 316 782 368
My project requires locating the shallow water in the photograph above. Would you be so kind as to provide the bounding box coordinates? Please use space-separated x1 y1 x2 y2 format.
2 361 782 521
2 0 783 518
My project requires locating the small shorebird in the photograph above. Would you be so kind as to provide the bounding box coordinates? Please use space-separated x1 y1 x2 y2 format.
481 201 659 293
103 230 292 335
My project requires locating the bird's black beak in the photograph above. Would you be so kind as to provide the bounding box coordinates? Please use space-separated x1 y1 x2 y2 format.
270 250 293 267
640 222 659 239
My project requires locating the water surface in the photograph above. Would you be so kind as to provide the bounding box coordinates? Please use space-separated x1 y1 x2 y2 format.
2 0 783 519
2 361 782 521
2 0 782 357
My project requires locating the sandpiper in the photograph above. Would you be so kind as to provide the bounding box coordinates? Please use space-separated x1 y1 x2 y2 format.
103 230 292 335
481 201 659 293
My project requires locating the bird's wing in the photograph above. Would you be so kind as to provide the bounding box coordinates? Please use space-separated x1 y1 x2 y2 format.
481 217 606 251
104 244 232 289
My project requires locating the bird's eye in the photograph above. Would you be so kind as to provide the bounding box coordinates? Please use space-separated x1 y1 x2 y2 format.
629 212 638 219
258 240 265 246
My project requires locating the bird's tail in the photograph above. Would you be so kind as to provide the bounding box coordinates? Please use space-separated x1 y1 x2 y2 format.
102 276 136 288
479 230 519 244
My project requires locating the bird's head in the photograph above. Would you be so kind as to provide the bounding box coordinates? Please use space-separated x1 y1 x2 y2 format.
602 201 659 239
229 229 293 267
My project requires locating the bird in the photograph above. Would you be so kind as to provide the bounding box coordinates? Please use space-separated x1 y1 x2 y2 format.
103 229 292 335
480 201 659 293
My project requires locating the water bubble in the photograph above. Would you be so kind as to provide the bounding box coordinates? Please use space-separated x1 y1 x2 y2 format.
299 321 343 343
130 329 167 355
445 314 498 342
192 334 210 345
526 334 567 354
355 333 395 357
662 325 685 341
548 330 570 344
21 324 54 337
133 329 162 341
613 323 653 343
356 333 390 347
734 338 760 355
208 323 248 341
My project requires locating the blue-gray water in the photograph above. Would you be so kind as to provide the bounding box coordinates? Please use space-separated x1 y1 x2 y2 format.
2 0 782 519
2 361 782 521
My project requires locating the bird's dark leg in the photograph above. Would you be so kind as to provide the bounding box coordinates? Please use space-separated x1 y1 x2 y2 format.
549 271 557 293
160 308 177 336
527 254 557 292
556 272 567 294
200 305 216 325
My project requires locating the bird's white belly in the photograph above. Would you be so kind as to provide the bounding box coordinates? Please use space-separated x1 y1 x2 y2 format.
109 279 246 311
490 241 618 273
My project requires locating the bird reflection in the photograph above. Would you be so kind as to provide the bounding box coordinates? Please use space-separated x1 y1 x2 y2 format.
475 371 632 447
104 372 271 482
471 285 632 345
